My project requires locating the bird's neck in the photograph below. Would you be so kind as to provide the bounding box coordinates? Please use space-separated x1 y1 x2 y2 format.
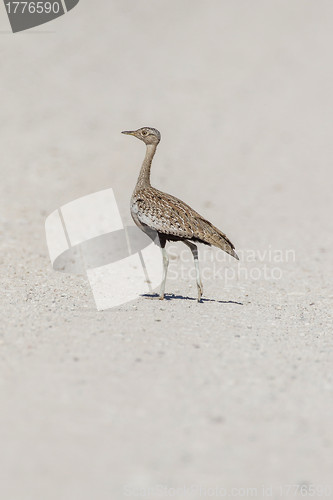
136 144 157 189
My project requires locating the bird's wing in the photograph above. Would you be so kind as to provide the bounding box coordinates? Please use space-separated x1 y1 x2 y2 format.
132 188 238 259
132 189 196 238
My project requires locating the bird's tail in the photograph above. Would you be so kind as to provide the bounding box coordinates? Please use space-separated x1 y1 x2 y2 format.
198 218 239 260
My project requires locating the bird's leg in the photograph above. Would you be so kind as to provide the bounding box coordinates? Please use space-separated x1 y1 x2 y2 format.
184 241 203 302
159 247 169 300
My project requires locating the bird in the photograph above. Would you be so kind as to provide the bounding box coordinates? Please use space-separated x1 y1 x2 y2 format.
122 126 238 302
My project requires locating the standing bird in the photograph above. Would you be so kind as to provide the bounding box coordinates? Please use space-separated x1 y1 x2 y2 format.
122 127 238 302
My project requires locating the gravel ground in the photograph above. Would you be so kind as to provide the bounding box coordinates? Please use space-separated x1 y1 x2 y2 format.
1 1 333 499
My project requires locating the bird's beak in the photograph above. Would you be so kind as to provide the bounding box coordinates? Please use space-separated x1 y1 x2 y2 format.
121 130 135 135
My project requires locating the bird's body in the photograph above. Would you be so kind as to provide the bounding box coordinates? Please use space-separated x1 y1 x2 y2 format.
131 186 237 257
122 127 238 301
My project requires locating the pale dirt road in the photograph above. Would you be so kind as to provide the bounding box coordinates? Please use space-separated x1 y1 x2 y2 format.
1 1 333 499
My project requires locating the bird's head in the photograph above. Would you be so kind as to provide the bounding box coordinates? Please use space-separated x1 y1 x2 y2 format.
122 127 161 146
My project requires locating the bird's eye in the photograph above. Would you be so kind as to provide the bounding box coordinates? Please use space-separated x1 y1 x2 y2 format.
141 130 148 136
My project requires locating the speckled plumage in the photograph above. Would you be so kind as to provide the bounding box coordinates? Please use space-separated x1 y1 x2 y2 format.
131 186 238 259
122 126 238 301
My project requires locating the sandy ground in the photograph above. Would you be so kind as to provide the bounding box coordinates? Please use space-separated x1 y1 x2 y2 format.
1 1 333 499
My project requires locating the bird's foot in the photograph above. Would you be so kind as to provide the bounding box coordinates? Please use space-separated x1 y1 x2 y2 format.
144 294 163 300
197 283 203 303
145 291 165 300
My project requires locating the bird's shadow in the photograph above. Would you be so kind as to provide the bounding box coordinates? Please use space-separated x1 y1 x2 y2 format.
141 293 243 305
